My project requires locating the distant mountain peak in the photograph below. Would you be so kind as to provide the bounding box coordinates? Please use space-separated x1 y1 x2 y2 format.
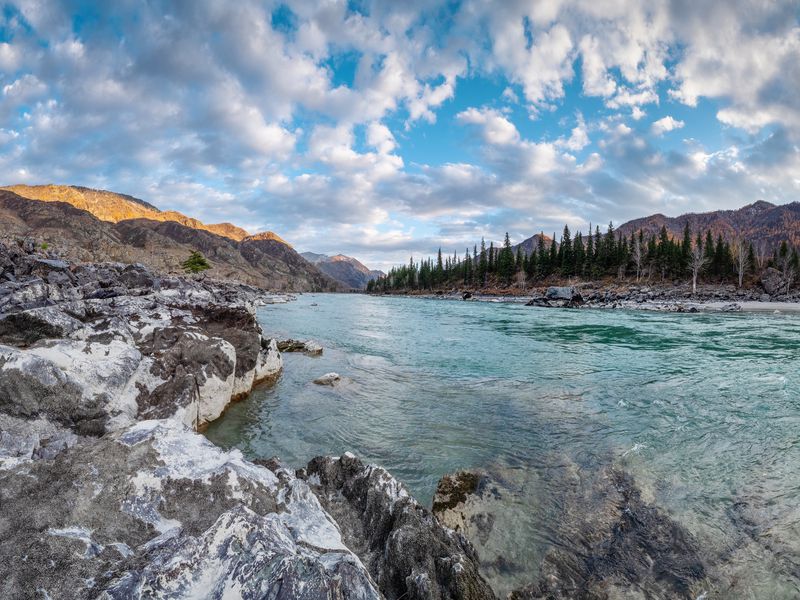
245 231 291 246
300 251 384 290
741 200 775 213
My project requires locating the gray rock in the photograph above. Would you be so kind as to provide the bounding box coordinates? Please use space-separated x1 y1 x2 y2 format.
761 267 787 296
306 453 496 600
313 372 341 385
0 420 381 600
278 338 324 355
545 286 576 301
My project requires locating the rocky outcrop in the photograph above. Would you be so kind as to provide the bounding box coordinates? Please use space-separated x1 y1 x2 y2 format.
0 420 381 599
304 454 496 600
0 240 284 461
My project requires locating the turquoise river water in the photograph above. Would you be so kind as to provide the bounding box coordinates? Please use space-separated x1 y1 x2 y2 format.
205 294 800 598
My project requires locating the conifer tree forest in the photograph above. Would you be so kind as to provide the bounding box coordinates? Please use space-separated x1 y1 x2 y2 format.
367 222 800 293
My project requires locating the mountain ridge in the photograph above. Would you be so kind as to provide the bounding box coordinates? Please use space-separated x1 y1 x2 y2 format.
615 200 800 250
1 184 266 243
0 187 341 292
301 251 384 290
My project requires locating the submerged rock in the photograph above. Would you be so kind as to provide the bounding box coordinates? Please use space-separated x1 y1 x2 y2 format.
278 338 324 355
314 372 341 385
433 464 710 600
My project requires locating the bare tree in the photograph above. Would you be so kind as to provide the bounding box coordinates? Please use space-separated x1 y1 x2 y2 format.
689 243 708 295
516 268 527 291
632 235 643 282
732 237 749 288
779 251 796 293
755 239 768 270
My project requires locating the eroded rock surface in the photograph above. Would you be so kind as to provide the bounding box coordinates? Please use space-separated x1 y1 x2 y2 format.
0 240 284 459
0 420 381 600
305 453 496 600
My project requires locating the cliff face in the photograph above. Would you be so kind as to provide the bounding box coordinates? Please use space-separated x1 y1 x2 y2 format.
0 189 342 291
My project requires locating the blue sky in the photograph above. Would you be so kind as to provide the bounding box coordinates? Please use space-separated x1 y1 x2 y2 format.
1 1 799 269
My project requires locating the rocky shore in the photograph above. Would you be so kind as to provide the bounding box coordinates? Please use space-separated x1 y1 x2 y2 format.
2 238 773 600
0 239 491 599
393 274 800 313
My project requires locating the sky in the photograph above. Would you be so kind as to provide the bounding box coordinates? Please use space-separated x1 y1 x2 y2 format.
1 1 800 270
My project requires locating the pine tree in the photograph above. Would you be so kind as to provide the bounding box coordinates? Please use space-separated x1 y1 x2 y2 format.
681 222 692 270
560 225 573 276
497 233 515 284
478 238 488 285
181 251 211 274
537 233 547 278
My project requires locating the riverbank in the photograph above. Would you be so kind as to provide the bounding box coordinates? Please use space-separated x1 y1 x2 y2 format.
3 243 794 598
0 240 490 599
374 280 800 313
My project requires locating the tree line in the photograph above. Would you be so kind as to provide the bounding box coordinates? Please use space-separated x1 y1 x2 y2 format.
367 222 800 293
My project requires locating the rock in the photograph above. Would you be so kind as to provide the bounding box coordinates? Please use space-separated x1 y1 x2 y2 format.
0 420 382 599
525 297 551 307
463 291 473 300
313 372 341 385
278 338 323 355
545 286 577 301
305 453 496 600
0 307 83 347
254 337 283 384
761 267 787 296
432 470 485 533
436 463 709 600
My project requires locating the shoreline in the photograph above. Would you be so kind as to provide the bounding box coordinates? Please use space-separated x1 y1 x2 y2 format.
0 243 493 599
368 289 800 314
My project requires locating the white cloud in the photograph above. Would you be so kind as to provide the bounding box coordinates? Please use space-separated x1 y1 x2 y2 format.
457 107 520 145
1 0 799 269
652 116 685 136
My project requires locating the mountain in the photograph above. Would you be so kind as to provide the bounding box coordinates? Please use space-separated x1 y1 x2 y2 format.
512 233 556 256
616 201 800 249
0 186 341 292
301 252 384 290
2 184 254 241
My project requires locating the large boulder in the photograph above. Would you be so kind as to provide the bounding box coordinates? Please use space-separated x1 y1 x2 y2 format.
0 420 381 599
305 453 496 600
761 267 787 296
545 286 582 302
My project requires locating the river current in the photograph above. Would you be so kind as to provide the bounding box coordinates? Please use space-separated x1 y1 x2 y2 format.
205 294 800 597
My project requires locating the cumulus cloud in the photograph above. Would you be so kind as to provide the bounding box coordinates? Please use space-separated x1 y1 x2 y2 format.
0 0 798 269
652 116 686 136
457 107 520 145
